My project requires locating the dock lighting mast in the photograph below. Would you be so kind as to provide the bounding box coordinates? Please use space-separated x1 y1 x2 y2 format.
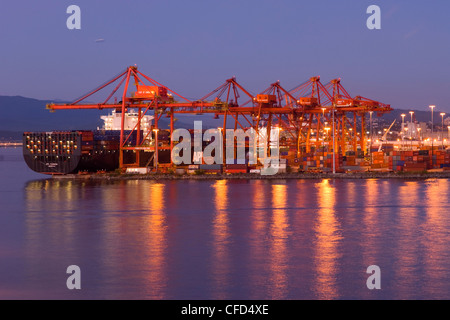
430 105 435 136
430 105 435 167
369 110 373 147
153 128 159 171
401 114 406 141
332 103 336 174
441 113 446 148
322 107 326 157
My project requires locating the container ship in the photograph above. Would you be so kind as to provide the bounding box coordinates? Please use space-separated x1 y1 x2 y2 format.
23 109 169 175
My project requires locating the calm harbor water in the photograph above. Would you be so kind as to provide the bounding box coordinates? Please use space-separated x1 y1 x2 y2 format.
1 147 450 300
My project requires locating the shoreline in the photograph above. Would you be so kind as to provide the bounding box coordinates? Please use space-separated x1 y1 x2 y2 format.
52 171 450 181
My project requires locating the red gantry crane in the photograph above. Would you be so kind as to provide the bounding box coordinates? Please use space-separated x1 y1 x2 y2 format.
47 66 392 171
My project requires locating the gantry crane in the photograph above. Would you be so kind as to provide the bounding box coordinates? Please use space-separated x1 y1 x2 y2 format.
46 66 392 171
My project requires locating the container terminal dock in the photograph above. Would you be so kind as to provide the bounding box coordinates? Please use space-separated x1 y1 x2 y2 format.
23 66 450 176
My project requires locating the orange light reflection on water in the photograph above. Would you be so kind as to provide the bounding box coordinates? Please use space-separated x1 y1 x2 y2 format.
143 182 168 299
269 183 289 299
314 179 341 299
211 180 230 299
394 181 421 297
423 179 449 297
24 180 78 264
361 179 382 264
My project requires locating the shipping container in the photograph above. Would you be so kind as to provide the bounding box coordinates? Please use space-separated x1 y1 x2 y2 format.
256 94 277 104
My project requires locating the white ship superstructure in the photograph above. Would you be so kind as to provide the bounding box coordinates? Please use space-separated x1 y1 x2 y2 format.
100 109 154 136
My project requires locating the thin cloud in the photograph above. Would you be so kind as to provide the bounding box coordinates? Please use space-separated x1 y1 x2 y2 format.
384 4 400 19
404 26 422 39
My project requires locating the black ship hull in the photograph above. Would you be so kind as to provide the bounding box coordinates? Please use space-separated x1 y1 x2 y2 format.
23 130 168 175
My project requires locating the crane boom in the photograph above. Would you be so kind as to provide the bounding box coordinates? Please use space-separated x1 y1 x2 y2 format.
378 119 396 152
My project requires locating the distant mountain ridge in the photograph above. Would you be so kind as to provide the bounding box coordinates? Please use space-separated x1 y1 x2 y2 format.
0 95 105 132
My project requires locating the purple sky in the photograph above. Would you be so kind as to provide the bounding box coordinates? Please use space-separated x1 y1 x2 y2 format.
0 0 449 112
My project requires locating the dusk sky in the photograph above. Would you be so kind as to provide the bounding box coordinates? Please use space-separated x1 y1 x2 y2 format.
1 0 449 112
